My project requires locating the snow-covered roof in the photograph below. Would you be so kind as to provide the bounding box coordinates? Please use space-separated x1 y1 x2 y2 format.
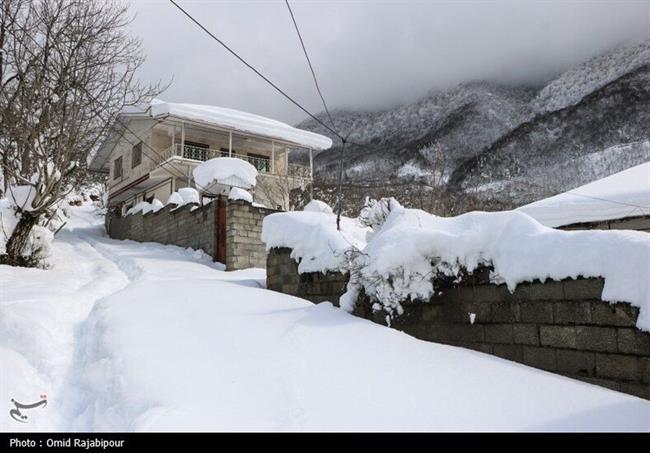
87 99 333 172
149 99 332 150
518 162 650 228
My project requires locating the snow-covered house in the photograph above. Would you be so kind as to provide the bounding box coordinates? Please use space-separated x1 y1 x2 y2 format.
518 162 650 231
88 100 332 213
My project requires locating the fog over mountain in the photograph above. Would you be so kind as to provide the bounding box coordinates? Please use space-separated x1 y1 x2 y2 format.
131 1 649 124
295 41 650 209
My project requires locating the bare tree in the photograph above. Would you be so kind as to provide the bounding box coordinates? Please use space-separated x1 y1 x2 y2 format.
0 0 161 265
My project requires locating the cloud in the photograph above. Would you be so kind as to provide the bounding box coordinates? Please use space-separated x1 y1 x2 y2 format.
130 0 650 124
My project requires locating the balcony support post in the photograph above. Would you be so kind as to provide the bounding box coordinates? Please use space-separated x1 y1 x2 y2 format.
309 147 313 178
229 130 232 157
181 122 185 157
271 140 275 174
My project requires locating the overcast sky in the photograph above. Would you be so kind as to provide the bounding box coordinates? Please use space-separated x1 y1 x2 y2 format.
129 0 650 124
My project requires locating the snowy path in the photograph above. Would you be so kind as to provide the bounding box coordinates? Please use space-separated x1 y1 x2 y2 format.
1 204 649 432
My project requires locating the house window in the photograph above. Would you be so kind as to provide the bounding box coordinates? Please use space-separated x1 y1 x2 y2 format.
113 156 123 180
247 153 270 173
132 142 142 168
183 141 209 161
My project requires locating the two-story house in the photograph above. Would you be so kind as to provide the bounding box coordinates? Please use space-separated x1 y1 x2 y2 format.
88 99 332 213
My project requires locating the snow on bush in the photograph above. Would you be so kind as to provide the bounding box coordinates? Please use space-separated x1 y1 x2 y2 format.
167 188 200 207
303 199 333 215
228 187 253 204
193 157 258 190
343 202 650 330
261 210 370 274
358 197 401 229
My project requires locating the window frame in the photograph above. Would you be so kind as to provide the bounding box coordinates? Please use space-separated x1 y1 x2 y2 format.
131 142 142 168
113 156 123 180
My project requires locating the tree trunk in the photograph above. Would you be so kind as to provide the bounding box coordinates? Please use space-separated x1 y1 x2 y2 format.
3 210 40 266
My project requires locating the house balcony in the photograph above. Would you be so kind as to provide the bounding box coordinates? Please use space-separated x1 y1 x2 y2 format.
160 143 311 179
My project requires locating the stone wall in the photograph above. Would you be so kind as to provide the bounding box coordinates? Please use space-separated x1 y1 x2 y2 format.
560 215 650 232
266 247 650 400
107 198 276 270
266 247 349 304
107 202 218 257
226 201 279 270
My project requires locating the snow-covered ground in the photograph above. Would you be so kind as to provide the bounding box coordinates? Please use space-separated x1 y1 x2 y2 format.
1 204 649 432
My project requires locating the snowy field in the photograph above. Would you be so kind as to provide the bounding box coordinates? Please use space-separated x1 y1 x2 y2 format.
1 204 648 432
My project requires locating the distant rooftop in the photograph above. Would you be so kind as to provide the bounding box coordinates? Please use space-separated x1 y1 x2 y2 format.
518 161 650 227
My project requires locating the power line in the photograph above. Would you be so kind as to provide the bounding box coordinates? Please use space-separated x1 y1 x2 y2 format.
168 0 343 142
284 0 335 130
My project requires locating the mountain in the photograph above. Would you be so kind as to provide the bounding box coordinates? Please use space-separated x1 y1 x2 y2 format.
295 41 650 211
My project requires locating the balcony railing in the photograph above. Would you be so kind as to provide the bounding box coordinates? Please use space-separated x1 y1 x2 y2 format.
161 143 311 178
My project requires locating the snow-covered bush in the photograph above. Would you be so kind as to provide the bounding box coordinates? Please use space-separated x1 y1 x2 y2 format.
358 197 401 229
342 205 650 330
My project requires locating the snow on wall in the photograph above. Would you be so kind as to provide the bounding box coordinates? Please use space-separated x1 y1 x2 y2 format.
167 188 200 207
346 204 650 330
150 99 333 150
262 199 650 331
518 161 650 227
228 187 253 204
261 207 370 274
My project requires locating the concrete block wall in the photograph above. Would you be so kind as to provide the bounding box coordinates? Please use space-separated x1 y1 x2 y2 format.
108 202 218 257
225 201 279 270
107 199 276 270
266 248 650 400
267 247 349 304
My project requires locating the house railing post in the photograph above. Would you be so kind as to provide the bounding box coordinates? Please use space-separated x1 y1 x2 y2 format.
181 121 186 158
